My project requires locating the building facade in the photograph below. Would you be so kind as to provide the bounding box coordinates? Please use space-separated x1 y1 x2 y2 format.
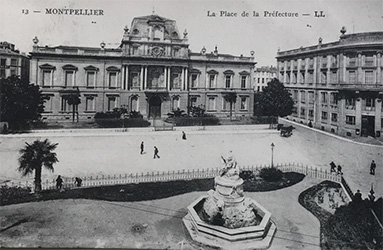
0 41 30 79
29 14 255 122
276 29 383 140
254 66 277 92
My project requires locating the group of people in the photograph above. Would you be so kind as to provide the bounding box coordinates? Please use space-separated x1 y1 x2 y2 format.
329 161 342 174
140 131 187 159
55 175 83 190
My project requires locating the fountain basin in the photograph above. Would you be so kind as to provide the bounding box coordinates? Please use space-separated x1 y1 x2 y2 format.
183 195 277 250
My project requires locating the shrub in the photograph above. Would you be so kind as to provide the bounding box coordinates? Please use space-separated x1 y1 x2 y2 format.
239 170 255 180
259 167 283 182
94 110 150 128
0 185 32 205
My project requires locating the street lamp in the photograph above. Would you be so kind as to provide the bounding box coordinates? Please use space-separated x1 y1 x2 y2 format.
271 143 275 168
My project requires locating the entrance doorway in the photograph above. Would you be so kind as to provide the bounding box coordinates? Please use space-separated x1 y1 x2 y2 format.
361 115 375 137
149 95 161 118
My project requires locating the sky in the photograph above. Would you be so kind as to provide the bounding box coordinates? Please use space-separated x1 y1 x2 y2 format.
0 0 382 66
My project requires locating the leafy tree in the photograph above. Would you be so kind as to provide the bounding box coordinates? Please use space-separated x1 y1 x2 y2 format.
0 76 45 130
18 139 59 192
255 78 294 120
62 88 81 123
223 92 237 121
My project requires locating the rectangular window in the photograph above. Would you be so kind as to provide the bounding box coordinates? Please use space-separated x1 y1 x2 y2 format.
43 96 53 112
10 69 16 76
190 97 197 107
349 71 357 84
0 68 5 78
131 72 140 87
61 97 72 112
346 98 355 109
0 58 6 66
293 90 298 101
172 73 181 89
257 78 260 83
365 71 373 84
321 71 327 84
300 91 306 103
349 56 357 67
257 86 260 92
85 97 95 111
293 72 297 84
208 97 216 110
225 75 231 88
346 115 356 125
209 75 216 88
42 70 52 87
10 58 17 66
241 76 247 89
330 71 337 84
309 109 314 118
321 111 328 120
191 74 198 88
331 113 338 122
86 72 96 88
300 107 306 117
365 98 375 110
65 71 74 87
321 92 328 103
262 78 265 84
240 97 247 110
365 55 374 66
330 93 338 105
300 72 305 84
107 97 116 111
109 72 117 88
322 56 327 68
308 91 314 104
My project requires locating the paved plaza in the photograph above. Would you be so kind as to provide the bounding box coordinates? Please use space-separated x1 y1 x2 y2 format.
0 124 381 198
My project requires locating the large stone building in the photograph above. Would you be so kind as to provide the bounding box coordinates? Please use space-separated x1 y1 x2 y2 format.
254 66 277 92
29 14 255 122
0 41 29 79
276 29 383 139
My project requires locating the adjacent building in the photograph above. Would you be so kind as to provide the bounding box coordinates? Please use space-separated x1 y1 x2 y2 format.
0 41 30 79
276 29 383 140
254 66 277 92
29 14 256 122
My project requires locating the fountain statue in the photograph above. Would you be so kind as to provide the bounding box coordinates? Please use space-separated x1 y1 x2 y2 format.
183 152 277 250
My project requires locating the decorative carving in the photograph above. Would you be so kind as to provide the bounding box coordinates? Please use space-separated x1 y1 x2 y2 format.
151 46 164 57
33 36 39 45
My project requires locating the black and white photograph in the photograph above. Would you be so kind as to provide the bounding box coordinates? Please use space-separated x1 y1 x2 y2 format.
0 0 382 249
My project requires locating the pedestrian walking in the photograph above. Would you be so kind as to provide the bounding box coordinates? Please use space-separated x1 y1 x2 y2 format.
140 141 144 155
337 165 342 175
370 160 376 175
330 161 336 173
153 146 160 159
74 177 82 187
182 131 187 140
56 175 63 190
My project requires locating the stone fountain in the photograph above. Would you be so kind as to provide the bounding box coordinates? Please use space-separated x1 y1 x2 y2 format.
183 152 276 250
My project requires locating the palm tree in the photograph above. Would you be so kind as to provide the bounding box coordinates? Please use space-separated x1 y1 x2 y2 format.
18 139 59 192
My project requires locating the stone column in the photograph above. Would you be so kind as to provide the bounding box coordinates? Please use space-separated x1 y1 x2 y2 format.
355 96 362 135
144 66 148 89
125 65 129 90
164 67 168 90
377 51 382 84
185 68 188 90
339 97 346 135
167 67 171 91
375 98 382 136
140 66 144 90
181 68 185 90
357 52 363 84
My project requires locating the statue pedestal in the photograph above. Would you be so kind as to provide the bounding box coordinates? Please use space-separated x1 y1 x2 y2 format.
214 176 244 205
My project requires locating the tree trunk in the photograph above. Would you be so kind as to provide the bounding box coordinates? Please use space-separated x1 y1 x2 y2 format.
34 166 42 192
72 104 76 123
